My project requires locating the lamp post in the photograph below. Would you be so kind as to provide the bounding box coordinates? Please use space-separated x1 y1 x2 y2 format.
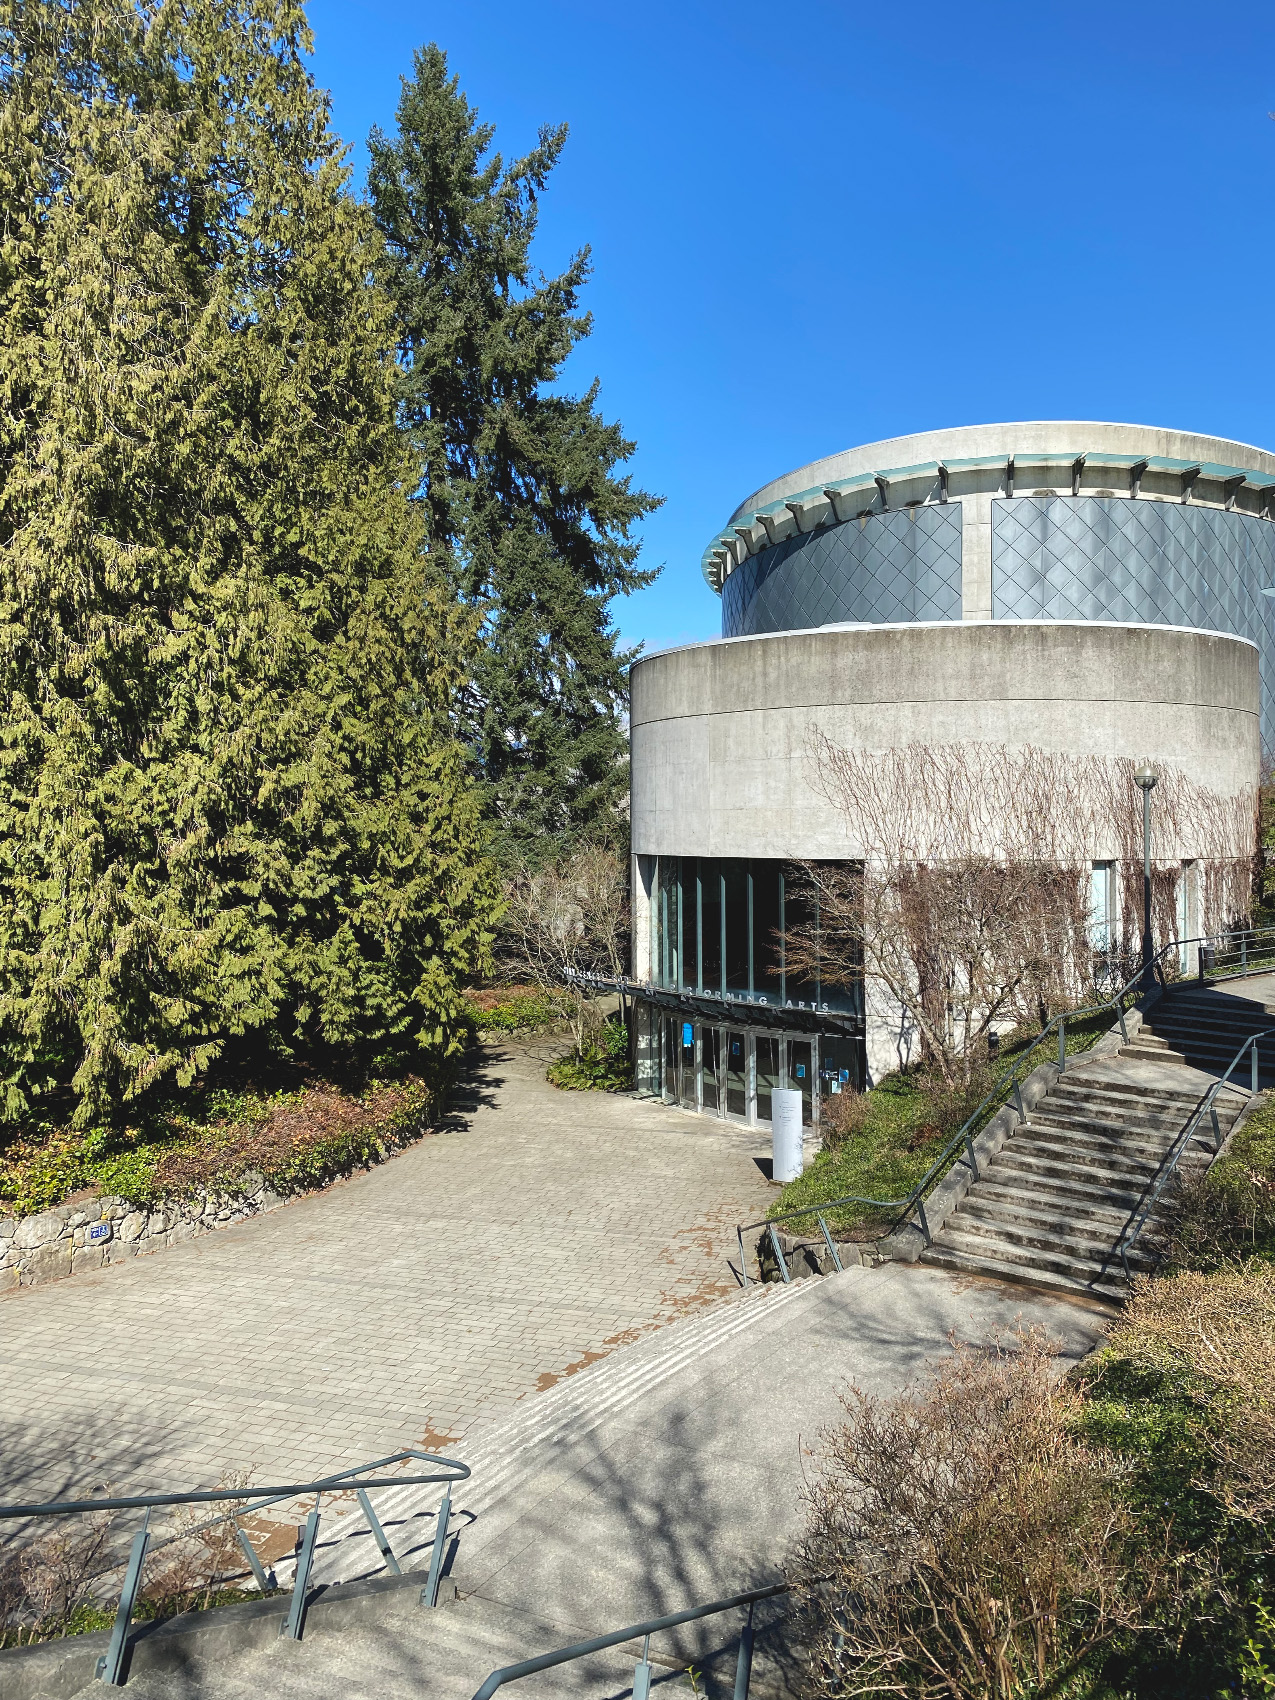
1134 764 1159 987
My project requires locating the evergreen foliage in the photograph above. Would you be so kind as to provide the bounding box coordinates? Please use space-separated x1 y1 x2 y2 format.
0 0 497 1123
366 44 661 858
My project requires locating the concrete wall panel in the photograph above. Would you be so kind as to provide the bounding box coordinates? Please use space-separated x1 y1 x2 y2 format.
630 621 1259 863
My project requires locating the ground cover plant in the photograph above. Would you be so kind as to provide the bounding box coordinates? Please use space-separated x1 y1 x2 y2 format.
464 985 572 1033
546 1017 631 1092
0 1072 438 1219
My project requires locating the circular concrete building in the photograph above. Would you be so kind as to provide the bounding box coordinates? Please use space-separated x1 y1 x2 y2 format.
630 423 1264 1126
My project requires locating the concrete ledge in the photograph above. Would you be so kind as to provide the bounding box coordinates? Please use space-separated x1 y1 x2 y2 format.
0 1567 456 1700
881 994 1159 1264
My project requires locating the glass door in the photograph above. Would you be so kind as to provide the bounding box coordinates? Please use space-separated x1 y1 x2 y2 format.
725 1030 747 1118
679 1020 697 1109
755 1035 778 1124
788 1039 813 1125
702 1026 721 1113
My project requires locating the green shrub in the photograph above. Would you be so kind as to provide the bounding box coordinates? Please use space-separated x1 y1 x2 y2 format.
0 1079 436 1217
546 1020 631 1092
465 986 570 1032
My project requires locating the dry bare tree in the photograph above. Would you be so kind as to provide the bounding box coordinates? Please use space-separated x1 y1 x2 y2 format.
783 737 1256 1083
499 840 629 1052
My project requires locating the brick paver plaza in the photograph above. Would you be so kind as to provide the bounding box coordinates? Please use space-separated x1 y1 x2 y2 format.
0 1040 776 1506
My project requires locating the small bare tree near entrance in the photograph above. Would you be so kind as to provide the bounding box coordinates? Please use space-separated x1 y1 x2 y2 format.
782 736 1255 1085
498 840 629 1053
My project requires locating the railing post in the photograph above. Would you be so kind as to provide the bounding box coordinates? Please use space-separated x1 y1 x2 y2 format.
633 1633 654 1700
734 1601 756 1700
1012 1079 1025 1121
282 1509 320 1640
766 1223 790 1284
916 1198 930 1244
421 1488 452 1608
737 1226 750 1288
357 1487 401 1576
1117 1003 1128 1041
1243 934 1249 972
1253 1041 1260 1096
1058 1021 1066 1075
236 1526 272 1593
96 1513 150 1686
816 1214 844 1273
1210 1104 1222 1152
963 1131 979 1181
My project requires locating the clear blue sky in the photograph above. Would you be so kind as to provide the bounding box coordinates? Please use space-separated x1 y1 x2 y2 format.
307 0 1275 658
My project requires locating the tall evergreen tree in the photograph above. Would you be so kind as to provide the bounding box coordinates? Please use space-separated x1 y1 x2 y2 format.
366 46 661 859
0 0 497 1122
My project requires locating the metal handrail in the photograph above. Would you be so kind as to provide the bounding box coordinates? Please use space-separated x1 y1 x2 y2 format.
1115 1025 1274 1279
470 1580 791 1700
739 924 1275 1280
0 1448 469 1685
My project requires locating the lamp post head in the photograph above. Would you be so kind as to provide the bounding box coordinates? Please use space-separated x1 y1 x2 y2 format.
1134 763 1159 792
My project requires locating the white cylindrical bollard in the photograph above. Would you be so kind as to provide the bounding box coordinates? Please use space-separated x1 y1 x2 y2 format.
771 1089 804 1182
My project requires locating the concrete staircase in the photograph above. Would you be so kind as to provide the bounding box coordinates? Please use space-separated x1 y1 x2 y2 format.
1118 983 1275 1081
921 988 1263 1303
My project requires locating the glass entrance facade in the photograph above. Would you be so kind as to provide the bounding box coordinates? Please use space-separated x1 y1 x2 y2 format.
654 1012 859 1129
653 856 861 1014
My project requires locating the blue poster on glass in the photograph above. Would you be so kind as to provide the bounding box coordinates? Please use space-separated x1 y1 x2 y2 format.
682 1022 693 1045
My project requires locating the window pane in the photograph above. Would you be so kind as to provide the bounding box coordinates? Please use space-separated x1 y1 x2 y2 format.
752 862 782 1001
699 861 721 992
724 860 750 994
788 1040 813 1126
681 858 698 991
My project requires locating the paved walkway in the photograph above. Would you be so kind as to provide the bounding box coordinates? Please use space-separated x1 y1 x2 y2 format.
72 1263 1108 1700
0 1041 775 1506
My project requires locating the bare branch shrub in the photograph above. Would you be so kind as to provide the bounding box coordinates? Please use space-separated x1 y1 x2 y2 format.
142 1476 256 1616
0 1508 118 1646
498 840 629 1052
787 738 1256 1082
793 1330 1170 1700
1106 1266 1275 1528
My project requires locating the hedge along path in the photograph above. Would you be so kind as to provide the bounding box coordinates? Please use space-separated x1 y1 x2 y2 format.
0 1081 435 1290
0 1039 776 1508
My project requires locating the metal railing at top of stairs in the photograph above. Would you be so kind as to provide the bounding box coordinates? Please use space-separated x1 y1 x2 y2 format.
470 1580 791 1700
738 924 1275 1282
0 1449 469 1686
1115 1024 1275 1281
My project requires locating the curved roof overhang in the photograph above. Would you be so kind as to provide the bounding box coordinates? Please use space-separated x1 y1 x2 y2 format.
701 449 1275 594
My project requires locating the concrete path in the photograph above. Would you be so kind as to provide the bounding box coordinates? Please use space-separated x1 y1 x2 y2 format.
0 1041 775 1507
80 1262 1107 1699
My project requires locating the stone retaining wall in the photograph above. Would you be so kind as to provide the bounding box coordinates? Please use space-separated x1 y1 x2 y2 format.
0 1173 285 1292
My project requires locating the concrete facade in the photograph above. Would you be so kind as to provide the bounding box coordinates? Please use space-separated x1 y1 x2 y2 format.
632 420 1268 1122
631 620 1259 867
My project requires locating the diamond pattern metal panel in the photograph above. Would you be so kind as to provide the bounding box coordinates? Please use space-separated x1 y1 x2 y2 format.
992 497 1275 739
720 504 963 639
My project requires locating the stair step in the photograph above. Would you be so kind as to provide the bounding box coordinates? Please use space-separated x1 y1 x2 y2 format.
988 1153 1160 1211
1027 1108 1189 1145
971 1178 1153 1231
1118 1043 1188 1065
951 1206 1158 1268
1009 1131 1165 1180
920 1243 1127 1303
936 1225 1131 1284
1040 1088 1203 1128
